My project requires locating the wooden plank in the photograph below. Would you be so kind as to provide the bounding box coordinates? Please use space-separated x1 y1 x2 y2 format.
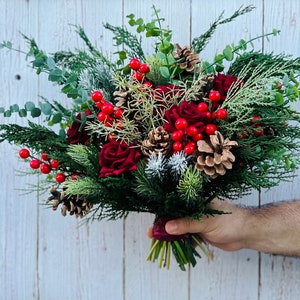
259 1 300 299
0 0 40 299
10 0 123 299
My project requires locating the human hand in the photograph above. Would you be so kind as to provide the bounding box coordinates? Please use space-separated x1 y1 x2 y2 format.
147 199 249 251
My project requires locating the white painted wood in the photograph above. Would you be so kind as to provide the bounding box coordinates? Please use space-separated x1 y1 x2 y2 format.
1 1 300 299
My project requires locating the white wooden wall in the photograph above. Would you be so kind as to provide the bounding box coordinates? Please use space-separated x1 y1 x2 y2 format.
1 1 300 299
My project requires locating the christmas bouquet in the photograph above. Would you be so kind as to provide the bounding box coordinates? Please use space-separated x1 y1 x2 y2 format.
1 5 300 270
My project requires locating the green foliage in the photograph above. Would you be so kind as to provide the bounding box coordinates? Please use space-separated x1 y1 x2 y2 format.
191 5 255 54
202 30 280 73
177 166 203 201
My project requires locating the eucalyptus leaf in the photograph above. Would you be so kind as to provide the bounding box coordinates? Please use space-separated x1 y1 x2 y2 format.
40 102 52 115
160 66 170 79
18 109 27 117
31 107 41 118
25 101 35 111
223 45 234 61
51 113 62 124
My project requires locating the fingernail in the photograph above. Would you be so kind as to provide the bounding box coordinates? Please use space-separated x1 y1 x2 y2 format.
166 221 178 234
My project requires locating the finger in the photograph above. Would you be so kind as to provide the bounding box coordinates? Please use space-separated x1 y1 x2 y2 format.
165 217 206 235
147 226 153 238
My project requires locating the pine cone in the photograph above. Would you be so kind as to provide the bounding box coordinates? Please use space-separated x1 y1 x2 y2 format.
173 43 201 73
46 186 93 218
113 89 131 107
196 131 238 178
142 126 171 157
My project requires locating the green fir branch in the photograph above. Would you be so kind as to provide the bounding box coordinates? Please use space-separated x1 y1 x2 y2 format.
103 22 145 61
192 5 255 54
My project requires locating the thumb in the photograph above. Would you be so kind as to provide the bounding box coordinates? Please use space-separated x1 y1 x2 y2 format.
165 218 205 235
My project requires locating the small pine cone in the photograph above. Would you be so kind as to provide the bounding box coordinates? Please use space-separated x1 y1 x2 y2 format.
61 194 93 218
113 90 131 107
142 126 171 157
196 131 238 178
46 187 93 218
173 43 201 73
195 74 215 101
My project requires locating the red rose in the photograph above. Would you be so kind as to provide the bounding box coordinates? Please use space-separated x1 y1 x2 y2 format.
213 73 238 101
67 111 91 145
99 140 142 178
163 100 207 133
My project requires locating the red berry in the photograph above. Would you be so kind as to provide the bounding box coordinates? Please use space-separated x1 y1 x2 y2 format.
184 142 196 155
129 58 141 70
185 126 198 137
216 108 228 120
278 82 282 90
192 133 203 141
97 112 109 122
253 125 264 137
205 124 217 135
55 173 66 183
175 118 188 130
50 159 60 169
40 163 51 174
209 90 221 102
19 148 30 159
252 116 260 123
29 159 40 169
114 108 123 119
139 63 150 74
104 117 113 127
96 99 107 109
101 103 114 115
132 71 144 82
205 111 211 119
41 152 49 161
71 173 80 180
91 90 103 102
197 102 208 112
143 81 152 87
173 141 183 152
171 130 184 141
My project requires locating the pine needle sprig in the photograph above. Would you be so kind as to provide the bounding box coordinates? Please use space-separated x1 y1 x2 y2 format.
228 52 300 80
67 144 100 178
103 23 145 61
78 61 116 102
0 121 68 152
191 5 255 54
133 161 165 204
177 166 203 202
74 25 115 69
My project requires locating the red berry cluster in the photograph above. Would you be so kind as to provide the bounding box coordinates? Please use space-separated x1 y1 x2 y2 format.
237 115 264 139
18 149 74 183
91 90 123 127
171 118 202 155
129 58 150 83
197 90 228 131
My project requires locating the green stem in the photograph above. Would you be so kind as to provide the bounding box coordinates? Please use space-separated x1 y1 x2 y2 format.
166 241 171 269
159 241 167 268
146 239 160 261
191 234 211 259
174 240 188 264
206 31 279 71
